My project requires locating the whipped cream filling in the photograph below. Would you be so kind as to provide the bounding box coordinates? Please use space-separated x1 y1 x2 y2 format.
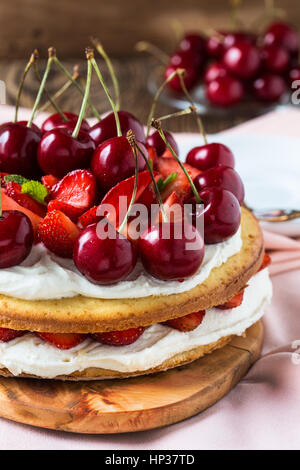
0 227 242 300
0 269 272 378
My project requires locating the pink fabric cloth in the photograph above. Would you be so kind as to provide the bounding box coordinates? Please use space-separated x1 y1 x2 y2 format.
0 106 300 450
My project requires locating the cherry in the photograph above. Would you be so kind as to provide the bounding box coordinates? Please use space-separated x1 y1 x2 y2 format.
41 112 90 133
194 165 245 205
164 64 198 92
223 32 257 50
204 62 228 84
38 128 95 177
179 33 206 54
186 142 235 171
91 136 148 192
223 41 261 79
88 110 145 147
146 130 178 156
170 49 203 70
73 222 137 284
139 221 204 280
261 45 289 73
0 122 41 178
253 73 286 102
198 188 240 244
17 121 42 136
0 210 33 268
206 75 244 107
263 22 299 55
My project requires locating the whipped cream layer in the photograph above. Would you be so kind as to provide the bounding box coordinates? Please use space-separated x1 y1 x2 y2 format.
0 269 272 378
0 227 241 300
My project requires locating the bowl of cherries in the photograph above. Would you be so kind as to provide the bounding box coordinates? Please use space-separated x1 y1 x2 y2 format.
145 17 299 116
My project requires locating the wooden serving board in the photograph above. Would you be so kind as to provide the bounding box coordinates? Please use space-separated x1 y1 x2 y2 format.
0 321 263 434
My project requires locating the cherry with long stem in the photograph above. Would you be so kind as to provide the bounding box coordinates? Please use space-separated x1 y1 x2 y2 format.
14 50 37 123
89 49 122 137
151 118 202 204
91 37 120 111
53 55 101 121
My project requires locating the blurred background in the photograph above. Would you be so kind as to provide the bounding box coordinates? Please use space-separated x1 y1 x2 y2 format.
0 0 299 132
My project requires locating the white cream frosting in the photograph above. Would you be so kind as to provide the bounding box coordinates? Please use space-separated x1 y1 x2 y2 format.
0 269 272 378
0 227 242 300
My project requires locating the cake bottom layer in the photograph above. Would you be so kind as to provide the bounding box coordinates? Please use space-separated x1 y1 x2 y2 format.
0 269 272 380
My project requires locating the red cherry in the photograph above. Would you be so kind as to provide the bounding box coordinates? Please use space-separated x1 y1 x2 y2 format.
261 45 290 73
146 130 178 156
37 128 95 178
73 222 138 284
41 112 90 133
0 122 41 178
170 49 203 70
0 210 33 268
253 73 286 102
223 42 261 79
186 142 235 171
139 221 205 280
199 188 241 244
90 136 148 193
223 32 257 50
204 62 228 84
164 64 198 92
194 165 245 205
17 121 42 136
179 33 206 54
206 75 244 107
264 22 299 55
88 111 145 148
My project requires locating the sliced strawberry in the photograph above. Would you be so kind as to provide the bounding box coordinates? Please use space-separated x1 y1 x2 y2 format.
1 189 42 235
0 327 27 342
156 157 201 200
164 310 206 332
0 172 8 188
146 145 158 168
161 147 175 159
77 205 100 229
6 181 47 218
92 327 145 346
258 253 271 272
47 199 82 222
38 209 80 258
41 174 60 193
217 289 245 310
158 191 184 223
36 332 87 350
100 170 153 228
51 170 97 220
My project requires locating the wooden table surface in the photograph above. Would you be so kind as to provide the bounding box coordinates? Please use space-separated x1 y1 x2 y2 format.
0 58 247 134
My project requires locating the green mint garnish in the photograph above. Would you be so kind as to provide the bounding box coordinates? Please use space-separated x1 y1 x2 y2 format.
4 174 29 185
21 180 48 205
157 172 178 192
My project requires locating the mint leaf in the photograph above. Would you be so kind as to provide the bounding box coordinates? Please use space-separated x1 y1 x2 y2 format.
21 181 48 205
157 172 178 192
4 174 29 185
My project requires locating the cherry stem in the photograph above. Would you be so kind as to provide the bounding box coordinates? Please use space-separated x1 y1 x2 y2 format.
14 50 37 123
53 56 101 121
127 130 168 223
118 132 139 234
170 19 184 44
135 41 169 65
151 119 202 204
230 0 244 29
176 69 208 144
33 51 67 121
91 37 120 111
27 47 56 128
38 65 80 114
146 69 178 137
156 106 195 122
72 51 93 139
90 54 122 137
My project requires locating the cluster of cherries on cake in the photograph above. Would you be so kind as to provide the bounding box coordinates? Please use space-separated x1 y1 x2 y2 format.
163 20 300 106
0 48 268 350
